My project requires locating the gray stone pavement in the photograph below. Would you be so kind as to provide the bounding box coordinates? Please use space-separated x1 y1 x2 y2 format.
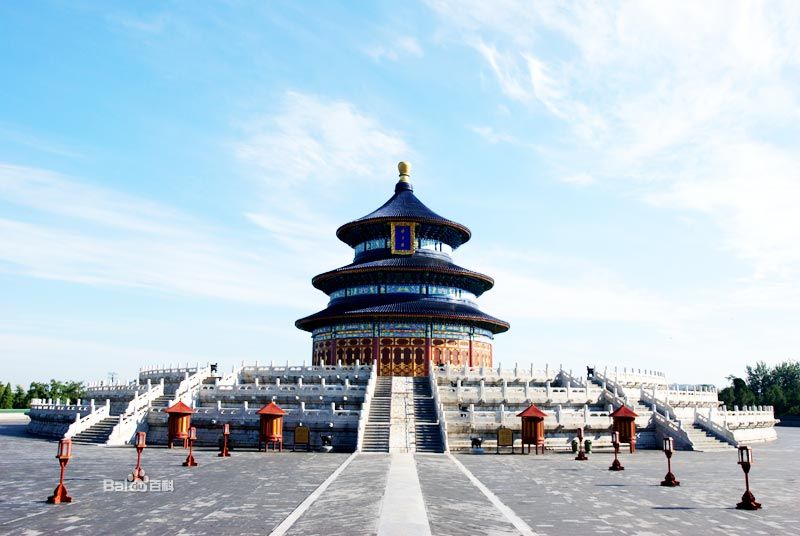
415 454 521 536
0 423 347 535
1 420 799 536
285 454 390 536
458 428 800 536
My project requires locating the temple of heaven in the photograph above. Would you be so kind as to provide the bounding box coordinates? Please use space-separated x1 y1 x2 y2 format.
296 162 509 376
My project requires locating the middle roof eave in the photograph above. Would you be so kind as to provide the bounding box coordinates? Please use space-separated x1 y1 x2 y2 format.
311 256 495 294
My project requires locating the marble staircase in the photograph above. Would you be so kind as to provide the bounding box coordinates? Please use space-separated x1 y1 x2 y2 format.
71 417 118 444
413 377 443 453
362 377 392 452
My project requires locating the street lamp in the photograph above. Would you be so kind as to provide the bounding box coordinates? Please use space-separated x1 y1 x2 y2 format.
128 431 148 482
736 446 761 510
218 423 231 457
609 431 624 471
575 427 588 461
660 437 680 487
47 439 73 504
183 426 198 467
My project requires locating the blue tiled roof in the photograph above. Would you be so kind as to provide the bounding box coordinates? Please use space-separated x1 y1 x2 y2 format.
336 181 471 247
295 297 510 334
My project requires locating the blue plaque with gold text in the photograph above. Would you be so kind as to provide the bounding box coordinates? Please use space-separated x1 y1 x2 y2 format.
390 222 415 255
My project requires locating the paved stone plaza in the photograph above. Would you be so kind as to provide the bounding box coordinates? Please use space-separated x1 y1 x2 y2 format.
1 418 798 535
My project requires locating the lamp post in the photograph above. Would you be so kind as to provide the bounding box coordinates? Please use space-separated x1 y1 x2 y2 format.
218 423 231 457
609 431 624 471
660 437 680 487
47 438 73 504
128 432 148 482
575 427 588 461
736 446 761 510
182 426 198 467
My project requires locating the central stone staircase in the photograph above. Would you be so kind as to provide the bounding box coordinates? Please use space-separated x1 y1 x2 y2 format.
71 416 118 444
362 377 392 452
413 378 444 453
685 424 734 451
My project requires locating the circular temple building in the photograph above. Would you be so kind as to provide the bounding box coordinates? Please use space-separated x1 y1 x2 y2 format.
296 162 509 376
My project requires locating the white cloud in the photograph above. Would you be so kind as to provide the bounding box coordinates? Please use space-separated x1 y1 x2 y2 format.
235 91 409 190
365 36 424 62
0 164 313 308
429 0 800 278
560 173 594 186
468 125 520 145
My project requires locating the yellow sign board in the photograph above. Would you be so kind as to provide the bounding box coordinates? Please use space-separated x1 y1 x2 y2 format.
497 427 513 447
294 425 310 445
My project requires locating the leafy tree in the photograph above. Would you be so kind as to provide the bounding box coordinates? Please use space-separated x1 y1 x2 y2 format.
0 383 6 408
0 383 13 409
722 360 800 416
12 386 28 409
719 376 756 410
746 361 772 398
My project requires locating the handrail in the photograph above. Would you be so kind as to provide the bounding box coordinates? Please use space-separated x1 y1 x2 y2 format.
356 362 377 451
694 413 738 446
430 362 449 452
652 411 692 448
106 382 166 445
63 401 110 439
171 363 212 406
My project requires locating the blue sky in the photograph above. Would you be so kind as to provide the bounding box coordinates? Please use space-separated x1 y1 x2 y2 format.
2 1 800 387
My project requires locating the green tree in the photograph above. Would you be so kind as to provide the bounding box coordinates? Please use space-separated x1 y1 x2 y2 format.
719 377 756 410
0 383 6 408
746 361 772 399
0 383 13 409
12 386 28 409
27 381 49 401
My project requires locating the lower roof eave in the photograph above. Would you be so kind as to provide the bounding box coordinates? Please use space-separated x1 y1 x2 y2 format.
295 312 510 335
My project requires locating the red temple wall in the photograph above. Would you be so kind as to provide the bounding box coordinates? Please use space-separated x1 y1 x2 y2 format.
312 337 492 376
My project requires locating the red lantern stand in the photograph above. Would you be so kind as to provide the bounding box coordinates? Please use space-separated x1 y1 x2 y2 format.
609 431 624 471
736 446 762 510
219 423 231 457
182 426 198 467
517 403 547 454
575 427 588 461
660 437 680 486
128 431 148 482
257 401 287 452
165 401 195 449
47 438 73 504
610 405 638 453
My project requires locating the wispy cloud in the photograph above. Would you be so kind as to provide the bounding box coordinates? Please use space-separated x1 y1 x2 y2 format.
429 0 800 278
0 164 312 307
364 36 424 62
233 91 411 267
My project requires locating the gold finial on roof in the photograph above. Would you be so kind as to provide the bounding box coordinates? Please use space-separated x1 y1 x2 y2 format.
398 161 411 182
